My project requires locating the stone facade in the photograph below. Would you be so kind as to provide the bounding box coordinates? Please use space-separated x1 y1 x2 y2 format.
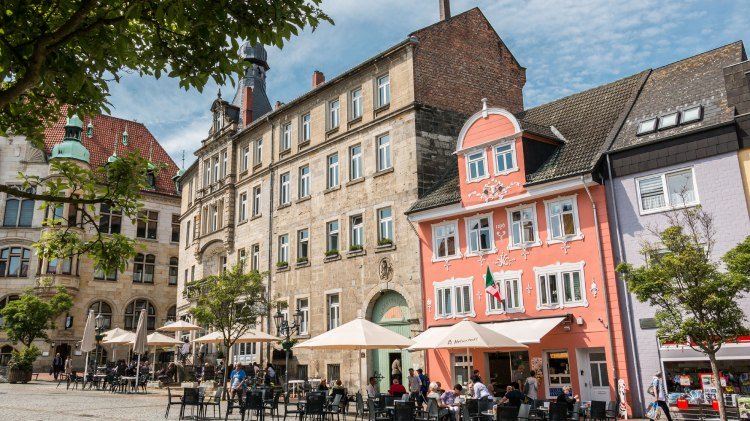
0 115 180 371
177 8 526 390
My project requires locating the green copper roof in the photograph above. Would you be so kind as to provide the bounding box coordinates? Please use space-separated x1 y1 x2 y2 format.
50 114 90 164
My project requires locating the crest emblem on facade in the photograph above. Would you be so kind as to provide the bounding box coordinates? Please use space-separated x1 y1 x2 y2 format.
378 257 394 281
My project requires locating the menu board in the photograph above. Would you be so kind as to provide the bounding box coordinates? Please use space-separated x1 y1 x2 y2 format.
738 396 750 419
700 373 727 404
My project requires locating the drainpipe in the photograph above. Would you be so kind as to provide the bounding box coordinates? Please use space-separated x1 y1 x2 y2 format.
407 218 428 375
580 176 619 395
605 153 645 410
265 117 276 364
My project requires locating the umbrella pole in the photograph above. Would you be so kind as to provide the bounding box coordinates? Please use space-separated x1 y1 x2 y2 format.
359 348 363 394
135 354 141 393
84 351 89 380
467 347 471 385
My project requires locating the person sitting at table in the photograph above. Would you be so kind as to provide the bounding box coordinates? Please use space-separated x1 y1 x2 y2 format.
228 362 247 411
157 362 177 385
556 385 578 411
332 379 348 406
499 385 525 407
388 378 407 396
471 375 491 399
318 378 330 391
440 384 463 421
367 377 379 399
198 362 214 383
427 382 451 420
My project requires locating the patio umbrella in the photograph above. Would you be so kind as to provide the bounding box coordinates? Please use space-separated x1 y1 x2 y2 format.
193 329 281 369
102 327 128 362
158 320 201 332
102 331 136 345
408 319 527 385
132 309 148 388
294 316 414 392
145 332 183 373
80 309 97 379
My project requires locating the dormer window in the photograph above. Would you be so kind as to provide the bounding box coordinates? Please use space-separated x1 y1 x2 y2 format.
494 142 517 174
86 122 94 138
636 118 657 135
466 150 487 182
146 171 156 189
658 112 679 130
681 106 702 124
213 110 222 134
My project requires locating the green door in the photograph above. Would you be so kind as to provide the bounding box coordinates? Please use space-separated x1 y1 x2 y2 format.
370 291 411 392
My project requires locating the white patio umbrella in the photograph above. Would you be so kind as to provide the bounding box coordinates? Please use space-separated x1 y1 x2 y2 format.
294 316 415 392
145 332 183 373
102 331 136 345
80 310 97 379
408 319 527 385
101 327 128 362
193 329 281 367
132 309 148 388
158 320 202 332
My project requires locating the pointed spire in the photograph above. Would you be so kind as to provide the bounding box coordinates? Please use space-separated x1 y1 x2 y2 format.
108 134 119 164
181 150 185 170
217 88 222 99
122 123 129 146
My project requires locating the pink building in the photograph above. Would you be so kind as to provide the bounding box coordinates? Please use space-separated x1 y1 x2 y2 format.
406 77 643 410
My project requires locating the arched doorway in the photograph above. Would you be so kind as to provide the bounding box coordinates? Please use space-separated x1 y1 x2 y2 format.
1 345 14 366
369 290 412 392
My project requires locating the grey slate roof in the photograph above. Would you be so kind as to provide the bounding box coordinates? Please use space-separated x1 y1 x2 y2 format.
609 41 745 151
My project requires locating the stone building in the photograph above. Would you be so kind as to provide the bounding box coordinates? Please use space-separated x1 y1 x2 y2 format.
176 6 526 390
0 112 180 371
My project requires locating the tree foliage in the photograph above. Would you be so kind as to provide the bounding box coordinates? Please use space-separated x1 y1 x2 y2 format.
0 287 74 348
617 206 750 420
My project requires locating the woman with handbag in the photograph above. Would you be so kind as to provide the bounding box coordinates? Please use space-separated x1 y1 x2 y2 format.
649 371 672 421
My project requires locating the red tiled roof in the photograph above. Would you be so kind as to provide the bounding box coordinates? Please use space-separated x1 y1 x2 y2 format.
44 111 180 196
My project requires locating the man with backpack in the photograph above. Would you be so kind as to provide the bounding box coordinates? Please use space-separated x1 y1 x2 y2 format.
417 368 430 405
523 370 539 408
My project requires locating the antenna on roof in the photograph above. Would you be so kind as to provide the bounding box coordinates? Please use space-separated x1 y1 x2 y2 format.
181 150 185 169
122 123 129 146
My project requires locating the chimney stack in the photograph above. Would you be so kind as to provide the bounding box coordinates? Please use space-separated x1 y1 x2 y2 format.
312 70 325 88
439 0 451 21
242 86 253 127
275 101 284 110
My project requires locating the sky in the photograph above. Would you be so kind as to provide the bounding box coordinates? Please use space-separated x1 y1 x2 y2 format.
105 0 750 167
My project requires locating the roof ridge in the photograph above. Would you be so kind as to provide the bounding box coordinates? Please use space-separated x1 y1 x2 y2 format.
652 40 744 71
408 7 481 36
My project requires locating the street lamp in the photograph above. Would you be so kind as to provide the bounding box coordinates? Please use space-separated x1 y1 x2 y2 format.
94 313 105 371
273 307 302 393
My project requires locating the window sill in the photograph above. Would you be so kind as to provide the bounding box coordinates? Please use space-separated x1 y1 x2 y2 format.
507 242 542 251
276 265 290 272
545 234 584 245
374 103 390 115
346 178 365 187
279 149 291 158
347 249 366 257
324 185 341 194
132 282 155 286
493 166 520 177
239 169 249 178
486 307 525 316
324 254 341 263
168 283 177 287
296 334 311 339
298 140 310 150
236 219 248 227
136 237 160 243
464 249 497 258
295 260 310 268
431 254 462 263
373 167 394 178
277 203 291 210
253 163 263 171
296 196 311 204
326 127 340 137
347 116 363 128
434 311 476 321
250 214 262 221
375 244 396 253
465 175 490 184
638 202 699 216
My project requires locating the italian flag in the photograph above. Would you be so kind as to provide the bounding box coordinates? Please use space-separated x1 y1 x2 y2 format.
485 267 502 302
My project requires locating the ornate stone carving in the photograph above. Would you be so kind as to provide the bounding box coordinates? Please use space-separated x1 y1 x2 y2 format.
378 257 393 281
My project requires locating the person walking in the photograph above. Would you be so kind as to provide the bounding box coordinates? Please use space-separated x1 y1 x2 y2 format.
228 362 247 411
408 368 421 401
391 357 402 384
64 355 73 379
52 353 64 380
523 370 539 408
417 368 430 404
651 371 673 421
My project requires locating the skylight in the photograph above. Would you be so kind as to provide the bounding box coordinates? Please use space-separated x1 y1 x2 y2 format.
658 112 679 130
681 106 702 124
636 118 657 135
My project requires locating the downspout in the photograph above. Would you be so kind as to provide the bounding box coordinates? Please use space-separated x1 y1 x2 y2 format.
265 116 276 364
580 176 619 395
407 218 428 376
605 153 645 409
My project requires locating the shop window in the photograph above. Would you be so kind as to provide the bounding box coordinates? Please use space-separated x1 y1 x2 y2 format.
453 354 473 386
545 351 571 397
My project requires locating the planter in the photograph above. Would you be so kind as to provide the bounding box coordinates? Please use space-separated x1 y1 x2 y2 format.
7 367 32 384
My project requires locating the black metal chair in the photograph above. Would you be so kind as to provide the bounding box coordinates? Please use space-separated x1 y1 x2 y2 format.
165 387 183 419
353 393 366 421
264 389 281 419
179 387 203 420
589 401 607 421
393 401 415 421
203 387 224 419
283 392 305 421
566 402 581 421
324 394 343 421
243 390 266 421
306 392 327 421
497 406 520 421
416 398 439 421
605 401 618 421
462 401 483 421
367 398 391 421
548 403 568 421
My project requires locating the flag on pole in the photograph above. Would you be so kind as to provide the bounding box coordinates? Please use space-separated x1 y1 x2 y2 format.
484 267 502 301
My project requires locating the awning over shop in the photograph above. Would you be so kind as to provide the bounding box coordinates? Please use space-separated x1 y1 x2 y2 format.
659 343 750 361
410 316 565 348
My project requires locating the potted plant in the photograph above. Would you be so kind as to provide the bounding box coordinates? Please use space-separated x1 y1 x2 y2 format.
7 346 40 383
325 249 339 258
349 245 363 252
378 238 393 247
276 261 288 268
296 257 308 264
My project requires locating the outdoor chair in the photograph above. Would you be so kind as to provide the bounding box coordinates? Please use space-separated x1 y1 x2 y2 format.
517 404 535 421
605 401 618 421
416 398 439 421
401 394 410 402
367 398 390 421
384 395 396 408
461 400 483 421
589 401 607 421
325 394 343 421
305 392 327 421
394 401 416 421
283 391 304 421
203 387 224 419
547 403 568 421
496 405 519 421
242 390 266 421
264 389 281 419
165 387 183 419
179 387 203 420
566 402 581 421
353 394 366 421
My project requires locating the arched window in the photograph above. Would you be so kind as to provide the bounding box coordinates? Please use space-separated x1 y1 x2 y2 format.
89 300 113 330
168 257 179 286
0 295 20 326
0 247 31 277
133 253 155 283
124 299 156 331
166 305 177 323
3 188 34 227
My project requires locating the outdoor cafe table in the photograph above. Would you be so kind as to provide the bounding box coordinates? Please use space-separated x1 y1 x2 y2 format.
288 380 305 397
120 376 138 393
93 374 107 389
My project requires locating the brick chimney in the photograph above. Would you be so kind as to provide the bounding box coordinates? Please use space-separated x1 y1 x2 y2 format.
439 0 451 21
312 70 325 88
242 86 253 127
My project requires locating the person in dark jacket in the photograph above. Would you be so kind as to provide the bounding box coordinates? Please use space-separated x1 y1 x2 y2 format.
52 353 64 380
556 386 578 411
499 385 526 407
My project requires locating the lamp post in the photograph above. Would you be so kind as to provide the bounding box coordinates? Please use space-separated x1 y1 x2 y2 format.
273 307 302 394
94 313 104 371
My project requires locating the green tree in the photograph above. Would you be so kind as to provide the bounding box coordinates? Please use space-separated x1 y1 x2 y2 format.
617 207 750 421
188 264 270 374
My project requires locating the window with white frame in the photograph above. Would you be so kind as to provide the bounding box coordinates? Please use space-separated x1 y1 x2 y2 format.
636 168 698 213
494 142 517 174
254 138 263 165
299 165 310 198
327 153 339 188
279 172 290 205
534 262 587 309
297 298 309 335
466 216 493 254
301 113 311 143
466 150 487 181
327 293 340 330
221 149 228 178
378 207 393 243
377 74 390 107
251 244 260 272
212 155 219 183
545 197 580 241
326 220 339 252
238 192 248 222
350 214 363 249
252 186 261 217
350 144 362 180
241 145 250 171
298 229 309 261
351 88 363 120
278 234 289 264
508 205 538 247
5 190 36 227
329 99 340 129
487 271 523 314
211 205 218 231
433 221 459 259
281 123 291 151
434 278 474 319
203 160 210 186
377 134 392 171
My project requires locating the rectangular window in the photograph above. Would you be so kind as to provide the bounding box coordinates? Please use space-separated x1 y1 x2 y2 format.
535 263 587 308
455 284 472 315
562 271 583 304
327 220 339 252
278 234 289 264
254 138 263 165
252 186 261 217
221 149 228 177
637 168 698 213
494 142 516 173
298 165 310 198
327 153 339 188
211 205 218 231
171 214 180 242
547 198 578 240
136 210 158 240
188 179 193 204
681 106 702 124
185 220 191 247
433 221 458 259
329 99 340 129
281 123 291 151
538 273 559 307
251 244 260 272
435 280 473 318
509 206 537 247
238 248 246 269
301 113 311 143
238 192 248 222
99 203 122 235
350 144 362 180
280 172 290 205
350 214 363 248
487 274 523 313
637 118 657 135
212 156 219 183
298 229 309 261
327 364 341 384
94 265 117 281
297 298 309 335
190 265 195 281
466 150 487 181
327 293 340 330
241 145 250 171
169 257 178 285
436 287 452 317
203 160 210 186
378 207 393 243
467 216 493 254
377 134 392 171
351 88 363 120
377 74 390 107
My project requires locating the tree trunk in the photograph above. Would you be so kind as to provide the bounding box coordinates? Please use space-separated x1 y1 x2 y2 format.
708 353 727 421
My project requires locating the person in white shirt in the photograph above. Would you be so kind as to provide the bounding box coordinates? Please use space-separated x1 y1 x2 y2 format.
524 370 539 407
471 375 490 399
367 376 379 399
408 368 421 400
652 372 672 421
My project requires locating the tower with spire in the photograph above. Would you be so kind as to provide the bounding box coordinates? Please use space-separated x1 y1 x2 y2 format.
232 42 272 126
50 114 90 165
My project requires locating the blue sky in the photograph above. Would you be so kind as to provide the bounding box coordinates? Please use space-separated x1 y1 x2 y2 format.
105 0 750 167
